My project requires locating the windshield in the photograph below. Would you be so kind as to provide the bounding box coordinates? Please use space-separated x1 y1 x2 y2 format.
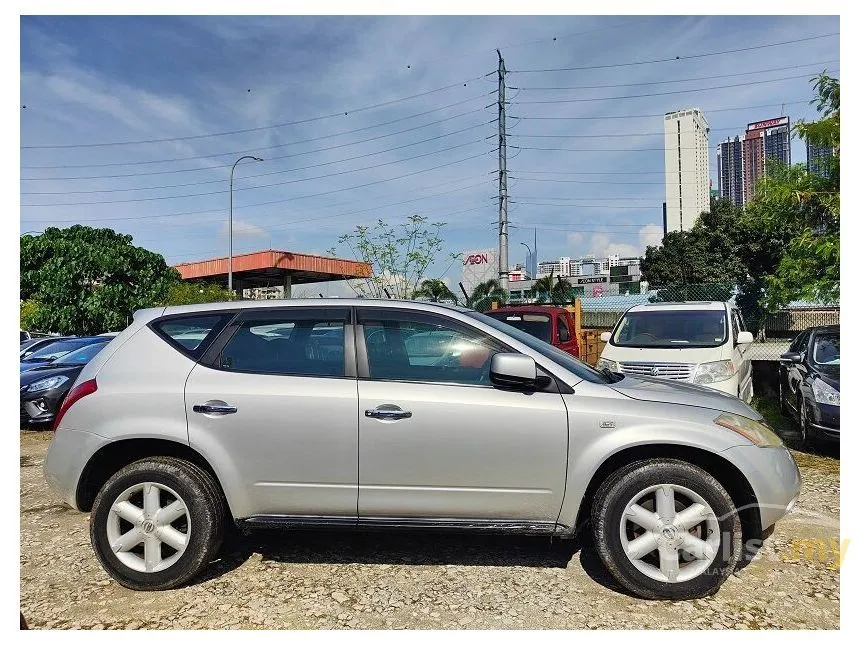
24 339 93 361
485 312 552 343
466 311 608 384
52 342 109 366
812 333 839 366
611 310 728 348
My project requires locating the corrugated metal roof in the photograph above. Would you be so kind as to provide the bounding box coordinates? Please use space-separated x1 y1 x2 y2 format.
174 249 372 281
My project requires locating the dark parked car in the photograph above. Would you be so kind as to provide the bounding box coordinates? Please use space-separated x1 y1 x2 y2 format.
779 325 839 446
20 336 72 359
20 337 105 372
20 340 110 428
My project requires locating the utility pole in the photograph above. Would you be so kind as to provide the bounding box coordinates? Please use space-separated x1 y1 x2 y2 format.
496 49 509 293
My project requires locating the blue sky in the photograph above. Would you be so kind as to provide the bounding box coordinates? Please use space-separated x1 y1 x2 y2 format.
20 15 839 294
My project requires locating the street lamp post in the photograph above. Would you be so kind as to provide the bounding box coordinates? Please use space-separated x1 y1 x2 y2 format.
229 155 264 298
520 241 532 275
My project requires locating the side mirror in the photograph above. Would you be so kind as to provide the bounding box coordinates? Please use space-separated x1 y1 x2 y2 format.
779 352 802 364
600 331 611 342
489 353 537 389
736 331 754 345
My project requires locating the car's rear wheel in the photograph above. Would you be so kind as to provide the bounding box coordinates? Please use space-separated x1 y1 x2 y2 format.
90 457 226 591
592 459 742 600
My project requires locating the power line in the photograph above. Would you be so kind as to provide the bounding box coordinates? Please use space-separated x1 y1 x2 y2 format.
22 140 493 206
512 60 838 90
511 201 656 210
511 100 812 120
511 72 834 105
21 73 494 150
508 124 756 140
509 32 838 73
22 154 495 222
510 176 704 185
21 95 491 171
22 121 494 193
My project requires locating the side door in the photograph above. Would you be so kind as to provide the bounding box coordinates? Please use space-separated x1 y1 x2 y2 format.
184 307 358 520
355 307 569 528
730 309 753 401
785 331 810 414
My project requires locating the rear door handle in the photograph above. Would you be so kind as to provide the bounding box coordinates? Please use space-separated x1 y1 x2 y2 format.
365 406 412 420
193 402 238 416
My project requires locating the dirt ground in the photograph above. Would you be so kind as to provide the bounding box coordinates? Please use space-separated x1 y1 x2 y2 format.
20 431 840 630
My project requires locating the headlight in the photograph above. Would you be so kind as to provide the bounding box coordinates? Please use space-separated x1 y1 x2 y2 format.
812 378 839 406
26 375 69 393
693 360 736 384
714 412 783 447
596 358 618 372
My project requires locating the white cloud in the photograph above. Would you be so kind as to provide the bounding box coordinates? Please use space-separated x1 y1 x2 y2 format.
219 219 267 239
566 232 584 246
639 224 664 250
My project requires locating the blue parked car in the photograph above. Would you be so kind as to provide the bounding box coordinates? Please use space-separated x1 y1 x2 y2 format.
20 337 108 373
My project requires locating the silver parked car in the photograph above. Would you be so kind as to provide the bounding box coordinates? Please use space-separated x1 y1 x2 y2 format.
44 300 800 599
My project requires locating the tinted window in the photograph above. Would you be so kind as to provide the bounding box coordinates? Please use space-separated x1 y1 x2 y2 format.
220 315 346 377
789 331 810 354
612 310 728 348
486 311 552 343
730 311 741 340
360 310 504 385
153 314 233 359
558 316 570 342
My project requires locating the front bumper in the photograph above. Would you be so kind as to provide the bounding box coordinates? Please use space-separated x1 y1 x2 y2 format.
720 444 802 532
20 389 65 426
43 427 110 511
809 402 840 441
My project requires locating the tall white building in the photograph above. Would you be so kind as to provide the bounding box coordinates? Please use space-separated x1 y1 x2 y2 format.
664 108 710 233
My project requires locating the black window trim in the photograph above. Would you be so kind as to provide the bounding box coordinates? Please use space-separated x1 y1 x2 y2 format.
354 307 563 393
149 310 240 361
198 305 356 379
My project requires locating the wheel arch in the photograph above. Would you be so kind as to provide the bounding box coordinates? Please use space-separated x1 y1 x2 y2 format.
572 443 762 544
76 438 232 517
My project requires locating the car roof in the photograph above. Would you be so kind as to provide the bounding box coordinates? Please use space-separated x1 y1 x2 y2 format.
626 301 728 313
809 325 840 333
488 306 558 315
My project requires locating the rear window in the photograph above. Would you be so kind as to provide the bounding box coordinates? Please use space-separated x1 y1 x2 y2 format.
152 314 234 359
485 312 552 343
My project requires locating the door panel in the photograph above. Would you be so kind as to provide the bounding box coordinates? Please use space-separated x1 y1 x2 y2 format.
731 310 752 401
185 307 358 518
355 307 569 522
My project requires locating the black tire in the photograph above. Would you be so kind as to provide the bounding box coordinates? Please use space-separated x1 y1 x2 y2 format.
90 457 227 591
779 377 790 416
798 396 815 450
591 459 742 600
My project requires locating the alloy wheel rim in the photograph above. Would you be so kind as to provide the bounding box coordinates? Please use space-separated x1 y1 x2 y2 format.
619 483 721 583
105 482 191 573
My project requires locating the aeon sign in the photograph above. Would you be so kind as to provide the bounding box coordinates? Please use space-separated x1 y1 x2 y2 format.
463 253 489 266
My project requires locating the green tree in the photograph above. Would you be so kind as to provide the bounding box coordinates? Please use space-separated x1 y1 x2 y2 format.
412 278 457 303
748 72 839 308
163 281 233 306
532 275 574 305
20 299 41 330
327 215 454 299
467 279 507 312
21 226 180 335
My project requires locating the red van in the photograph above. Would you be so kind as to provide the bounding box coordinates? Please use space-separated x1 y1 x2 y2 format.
484 305 580 358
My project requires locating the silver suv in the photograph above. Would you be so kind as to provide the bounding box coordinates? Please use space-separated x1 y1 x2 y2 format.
44 300 800 599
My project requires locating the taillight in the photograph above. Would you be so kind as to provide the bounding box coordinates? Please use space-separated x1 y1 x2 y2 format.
53 378 97 433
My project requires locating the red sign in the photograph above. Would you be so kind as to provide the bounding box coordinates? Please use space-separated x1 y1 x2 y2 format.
463 253 489 266
747 117 788 131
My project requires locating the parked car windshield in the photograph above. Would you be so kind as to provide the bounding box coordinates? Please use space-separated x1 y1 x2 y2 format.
611 310 728 348
465 310 608 384
52 342 110 366
812 333 840 366
484 311 552 343
23 339 92 362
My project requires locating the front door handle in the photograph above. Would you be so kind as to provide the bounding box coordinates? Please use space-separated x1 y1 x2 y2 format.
365 406 412 420
193 402 238 416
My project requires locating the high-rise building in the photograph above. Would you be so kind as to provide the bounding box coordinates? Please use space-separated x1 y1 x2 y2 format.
807 140 835 178
664 108 710 233
742 116 790 202
717 136 744 206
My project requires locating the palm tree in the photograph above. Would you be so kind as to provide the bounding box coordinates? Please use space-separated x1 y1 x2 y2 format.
532 276 574 305
468 279 507 312
412 279 457 303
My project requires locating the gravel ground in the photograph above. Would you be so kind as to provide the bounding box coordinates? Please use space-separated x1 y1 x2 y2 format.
20 431 840 630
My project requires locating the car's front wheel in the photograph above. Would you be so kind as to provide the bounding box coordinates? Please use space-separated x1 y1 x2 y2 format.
592 459 742 600
90 457 227 591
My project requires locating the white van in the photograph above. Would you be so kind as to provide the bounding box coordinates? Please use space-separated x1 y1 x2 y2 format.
596 301 754 401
